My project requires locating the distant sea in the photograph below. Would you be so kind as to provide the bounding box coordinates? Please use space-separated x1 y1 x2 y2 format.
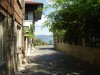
35 35 54 44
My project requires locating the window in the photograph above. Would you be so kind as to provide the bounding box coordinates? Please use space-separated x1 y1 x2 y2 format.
17 25 22 53
0 22 3 62
25 11 28 20
24 26 29 31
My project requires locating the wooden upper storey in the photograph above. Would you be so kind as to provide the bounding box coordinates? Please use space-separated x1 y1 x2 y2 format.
25 0 43 21
0 0 24 25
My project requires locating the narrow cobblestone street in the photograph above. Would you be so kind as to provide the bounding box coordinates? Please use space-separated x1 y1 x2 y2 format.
16 45 100 75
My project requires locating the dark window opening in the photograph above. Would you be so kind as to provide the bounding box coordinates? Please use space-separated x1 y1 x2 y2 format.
25 11 28 20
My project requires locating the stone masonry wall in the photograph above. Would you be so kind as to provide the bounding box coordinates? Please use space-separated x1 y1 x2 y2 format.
0 6 17 75
0 0 24 75
56 43 100 66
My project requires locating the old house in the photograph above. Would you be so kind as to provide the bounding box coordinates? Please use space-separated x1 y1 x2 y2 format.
24 0 43 57
0 0 24 75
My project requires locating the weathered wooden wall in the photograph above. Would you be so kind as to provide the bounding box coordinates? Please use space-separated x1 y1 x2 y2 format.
0 0 24 25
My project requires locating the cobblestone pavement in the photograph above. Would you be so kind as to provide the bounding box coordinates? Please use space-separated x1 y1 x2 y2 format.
16 45 100 75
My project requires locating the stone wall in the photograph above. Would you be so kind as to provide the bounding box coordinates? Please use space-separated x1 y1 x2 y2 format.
0 8 15 75
0 4 22 75
0 63 7 75
56 43 100 65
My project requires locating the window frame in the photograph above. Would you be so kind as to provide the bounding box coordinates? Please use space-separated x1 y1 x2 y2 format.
0 22 3 62
24 26 29 31
25 11 28 20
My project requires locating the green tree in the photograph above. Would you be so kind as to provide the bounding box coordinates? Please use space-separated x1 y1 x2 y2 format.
34 38 48 46
24 23 35 49
44 0 100 46
26 23 35 39
49 40 52 45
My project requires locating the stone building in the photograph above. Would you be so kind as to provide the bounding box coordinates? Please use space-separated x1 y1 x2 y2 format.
23 0 43 57
0 0 24 75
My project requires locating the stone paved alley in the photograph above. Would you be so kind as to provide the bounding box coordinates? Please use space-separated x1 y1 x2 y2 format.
15 45 100 75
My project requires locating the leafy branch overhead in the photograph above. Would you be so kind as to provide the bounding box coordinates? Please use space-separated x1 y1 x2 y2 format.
44 0 100 44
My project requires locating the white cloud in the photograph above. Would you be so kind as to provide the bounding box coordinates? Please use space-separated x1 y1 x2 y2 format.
46 0 50 4
35 15 52 35
35 26 53 35
35 15 47 26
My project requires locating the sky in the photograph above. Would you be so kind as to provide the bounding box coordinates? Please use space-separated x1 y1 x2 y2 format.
34 0 54 35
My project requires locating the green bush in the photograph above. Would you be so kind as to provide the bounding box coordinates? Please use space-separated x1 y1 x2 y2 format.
34 38 48 46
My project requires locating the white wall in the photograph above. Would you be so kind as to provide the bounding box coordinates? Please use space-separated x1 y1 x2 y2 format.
24 11 34 56
24 20 33 27
24 11 33 27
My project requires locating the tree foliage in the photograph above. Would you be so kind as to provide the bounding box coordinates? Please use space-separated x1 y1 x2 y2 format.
24 23 35 39
34 38 48 46
44 0 100 46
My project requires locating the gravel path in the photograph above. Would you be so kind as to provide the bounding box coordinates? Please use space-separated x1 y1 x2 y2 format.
15 45 100 75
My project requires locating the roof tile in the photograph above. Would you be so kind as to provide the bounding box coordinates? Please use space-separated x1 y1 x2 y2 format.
25 0 43 5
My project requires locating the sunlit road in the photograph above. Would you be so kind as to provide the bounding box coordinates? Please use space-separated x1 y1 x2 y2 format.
17 45 100 75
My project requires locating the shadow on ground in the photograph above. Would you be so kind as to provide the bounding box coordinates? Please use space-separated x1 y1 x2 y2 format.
21 47 100 75
38 48 55 50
